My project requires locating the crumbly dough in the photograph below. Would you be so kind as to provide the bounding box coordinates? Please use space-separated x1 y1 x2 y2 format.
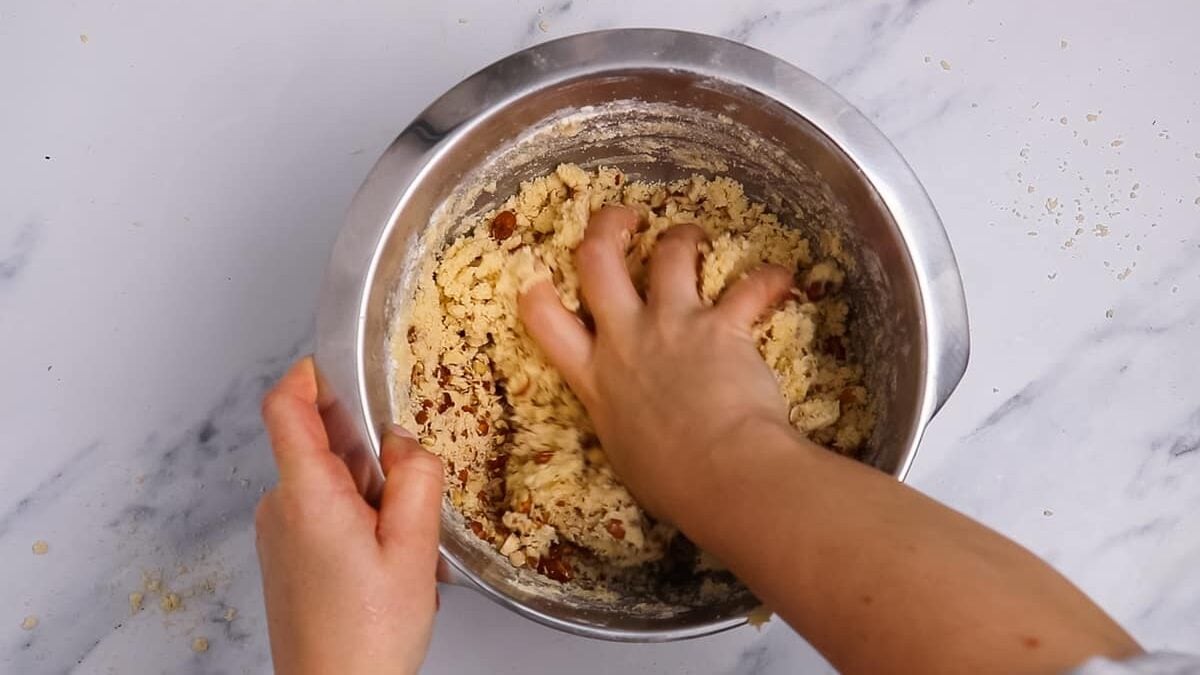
394 165 874 582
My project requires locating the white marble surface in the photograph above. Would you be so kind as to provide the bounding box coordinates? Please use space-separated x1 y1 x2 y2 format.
3 1 1199 673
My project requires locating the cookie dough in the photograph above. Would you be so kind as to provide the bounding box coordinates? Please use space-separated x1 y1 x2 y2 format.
394 165 874 582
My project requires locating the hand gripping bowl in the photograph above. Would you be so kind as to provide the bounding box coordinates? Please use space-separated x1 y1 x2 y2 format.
315 29 969 642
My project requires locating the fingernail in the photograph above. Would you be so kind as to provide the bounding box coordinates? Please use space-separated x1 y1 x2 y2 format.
388 423 417 440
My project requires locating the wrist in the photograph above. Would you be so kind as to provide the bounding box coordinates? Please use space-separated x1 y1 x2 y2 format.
665 413 814 534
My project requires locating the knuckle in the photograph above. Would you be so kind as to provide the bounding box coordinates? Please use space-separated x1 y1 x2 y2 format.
748 267 788 294
275 487 329 523
253 494 275 530
655 232 694 255
750 272 774 294
575 238 608 266
670 222 705 239
403 450 445 481
385 446 444 484
260 389 284 420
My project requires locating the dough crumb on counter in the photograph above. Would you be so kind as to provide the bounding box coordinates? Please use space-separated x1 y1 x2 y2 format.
31 540 49 555
160 592 183 613
394 164 875 583
747 605 774 629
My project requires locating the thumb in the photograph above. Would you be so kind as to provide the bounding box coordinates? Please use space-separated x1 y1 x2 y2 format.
377 426 444 570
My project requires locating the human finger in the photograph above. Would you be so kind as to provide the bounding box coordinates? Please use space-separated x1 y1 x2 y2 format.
574 206 642 328
716 265 795 328
518 279 593 392
261 357 350 489
647 223 707 312
377 427 444 574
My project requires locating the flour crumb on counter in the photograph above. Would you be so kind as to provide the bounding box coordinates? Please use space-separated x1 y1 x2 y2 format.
160 592 183 613
191 636 209 653
31 540 48 555
20 615 39 630
129 591 144 614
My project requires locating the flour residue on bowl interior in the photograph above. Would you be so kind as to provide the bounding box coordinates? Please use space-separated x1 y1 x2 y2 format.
392 163 875 587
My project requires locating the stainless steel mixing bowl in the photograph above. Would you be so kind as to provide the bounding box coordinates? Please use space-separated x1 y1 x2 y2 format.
315 29 969 642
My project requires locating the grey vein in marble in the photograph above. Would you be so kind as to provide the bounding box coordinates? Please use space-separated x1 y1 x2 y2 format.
0 223 38 283
1 339 305 673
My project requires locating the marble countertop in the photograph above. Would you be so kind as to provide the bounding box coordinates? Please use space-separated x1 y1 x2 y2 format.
3 1 1198 673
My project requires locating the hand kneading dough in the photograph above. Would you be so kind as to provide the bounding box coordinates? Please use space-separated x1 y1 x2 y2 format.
393 165 875 583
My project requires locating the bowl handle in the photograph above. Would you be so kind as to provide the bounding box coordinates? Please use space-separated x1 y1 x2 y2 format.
925 263 971 416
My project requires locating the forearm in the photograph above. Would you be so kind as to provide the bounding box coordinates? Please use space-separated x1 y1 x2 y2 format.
677 420 1140 675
